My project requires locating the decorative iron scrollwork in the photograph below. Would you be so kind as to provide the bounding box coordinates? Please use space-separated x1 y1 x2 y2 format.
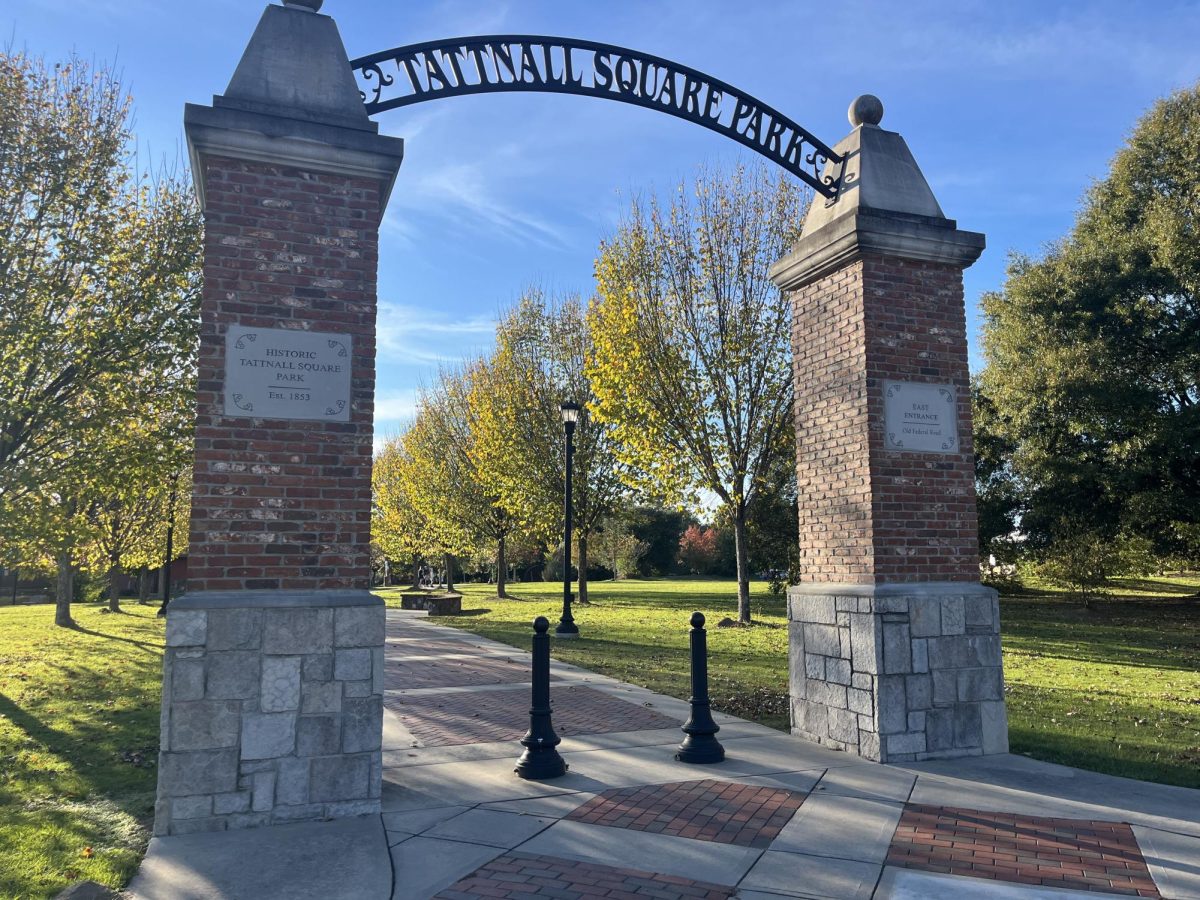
351 36 844 198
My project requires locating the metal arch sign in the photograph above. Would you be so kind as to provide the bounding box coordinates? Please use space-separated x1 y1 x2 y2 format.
351 36 845 199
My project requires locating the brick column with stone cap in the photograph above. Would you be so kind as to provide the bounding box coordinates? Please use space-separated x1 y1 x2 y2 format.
771 96 1008 763
154 1 404 835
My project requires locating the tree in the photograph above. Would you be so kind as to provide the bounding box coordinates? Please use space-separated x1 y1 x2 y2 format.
0 53 201 500
470 291 626 603
372 436 428 586
0 53 202 624
625 505 691 576
588 164 807 622
972 381 1022 573
593 515 649 580
677 524 718 575
979 83 1200 565
377 364 520 598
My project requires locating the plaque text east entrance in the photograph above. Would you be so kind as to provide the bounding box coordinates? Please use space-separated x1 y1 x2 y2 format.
883 380 958 453
224 325 353 422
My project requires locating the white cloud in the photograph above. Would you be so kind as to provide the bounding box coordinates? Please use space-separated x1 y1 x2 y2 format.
375 300 496 367
374 389 419 427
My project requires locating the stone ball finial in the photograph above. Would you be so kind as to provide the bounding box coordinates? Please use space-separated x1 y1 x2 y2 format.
848 94 884 127
283 0 324 11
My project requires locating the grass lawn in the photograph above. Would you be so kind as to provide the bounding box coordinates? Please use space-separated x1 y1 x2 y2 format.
0 603 164 900
377 576 1200 789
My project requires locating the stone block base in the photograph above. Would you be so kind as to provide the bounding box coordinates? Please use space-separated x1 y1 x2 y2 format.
788 583 1008 763
155 590 385 836
399 591 462 616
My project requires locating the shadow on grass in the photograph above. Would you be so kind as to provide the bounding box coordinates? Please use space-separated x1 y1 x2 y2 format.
68 623 160 654
436 609 492 618
1105 577 1200 596
1000 597 1200 672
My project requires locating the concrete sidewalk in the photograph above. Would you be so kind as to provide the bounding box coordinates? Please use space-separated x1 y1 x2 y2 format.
129 609 1200 900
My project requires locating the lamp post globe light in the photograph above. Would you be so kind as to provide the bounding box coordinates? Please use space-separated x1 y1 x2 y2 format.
556 401 582 638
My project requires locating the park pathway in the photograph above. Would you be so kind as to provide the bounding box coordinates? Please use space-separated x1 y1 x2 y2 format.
131 609 1200 899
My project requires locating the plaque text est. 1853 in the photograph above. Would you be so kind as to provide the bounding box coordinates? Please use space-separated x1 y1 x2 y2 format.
224 325 353 422
883 380 958 453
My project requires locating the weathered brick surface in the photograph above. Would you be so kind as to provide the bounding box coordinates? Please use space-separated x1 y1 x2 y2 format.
385 654 557 690
566 779 806 848
888 804 1162 897
188 155 380 593
789 254 979 583
436 852 736 899
385 685 677 747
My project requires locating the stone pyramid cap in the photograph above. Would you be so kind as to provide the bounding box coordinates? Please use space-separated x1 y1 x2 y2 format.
803 95 944 234
770 96 984 290
216 3 375 132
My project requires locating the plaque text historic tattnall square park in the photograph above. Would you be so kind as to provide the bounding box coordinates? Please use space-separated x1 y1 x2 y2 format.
224 325 353 422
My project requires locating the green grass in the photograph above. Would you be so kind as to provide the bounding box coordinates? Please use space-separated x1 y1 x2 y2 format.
0 603 164 900
1000 592 1200 787
378 576 1200 789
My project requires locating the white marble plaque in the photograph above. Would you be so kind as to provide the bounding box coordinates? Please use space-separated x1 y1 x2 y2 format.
884 381 958 453
224 325 352 422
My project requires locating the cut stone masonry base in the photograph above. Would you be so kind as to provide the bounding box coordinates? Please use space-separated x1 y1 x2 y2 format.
155 590 385 836
788 582 1007 763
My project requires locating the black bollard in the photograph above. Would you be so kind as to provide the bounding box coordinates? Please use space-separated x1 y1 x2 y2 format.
515 616 569 779
676 611 725 764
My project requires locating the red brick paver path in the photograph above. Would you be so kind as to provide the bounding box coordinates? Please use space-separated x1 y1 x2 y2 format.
566 779 806 849
434 852 735 899
384 685 677 746
386 654 554 689
887 804 1161 897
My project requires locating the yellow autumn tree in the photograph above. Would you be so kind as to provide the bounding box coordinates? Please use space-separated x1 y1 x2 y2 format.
588 164 807 623
469 291 626 603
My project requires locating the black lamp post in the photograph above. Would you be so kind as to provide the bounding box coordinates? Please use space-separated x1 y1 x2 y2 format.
556 401 581 638
158 470 181 618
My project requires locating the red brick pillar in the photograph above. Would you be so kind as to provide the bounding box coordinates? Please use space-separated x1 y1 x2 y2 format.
771 96 1007 763
155 3 403 835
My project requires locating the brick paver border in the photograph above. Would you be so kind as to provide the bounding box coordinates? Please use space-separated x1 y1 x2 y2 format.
384 685 678 746
566 779 806 849
887 804 1161 897
435 851 735 899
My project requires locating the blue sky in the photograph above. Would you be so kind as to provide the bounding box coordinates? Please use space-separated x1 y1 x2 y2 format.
7 0 1200 440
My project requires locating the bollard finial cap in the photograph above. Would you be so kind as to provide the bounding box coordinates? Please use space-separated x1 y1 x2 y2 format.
690 611 705 629
534 616 550 633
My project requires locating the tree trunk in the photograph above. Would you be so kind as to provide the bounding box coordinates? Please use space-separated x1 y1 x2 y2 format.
732 502 752 624
55 552 74 628
411 559 421 590
496 534 508 598
444 552 455 593
138 567 152 604
578 532 589 604
108 556 122 613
